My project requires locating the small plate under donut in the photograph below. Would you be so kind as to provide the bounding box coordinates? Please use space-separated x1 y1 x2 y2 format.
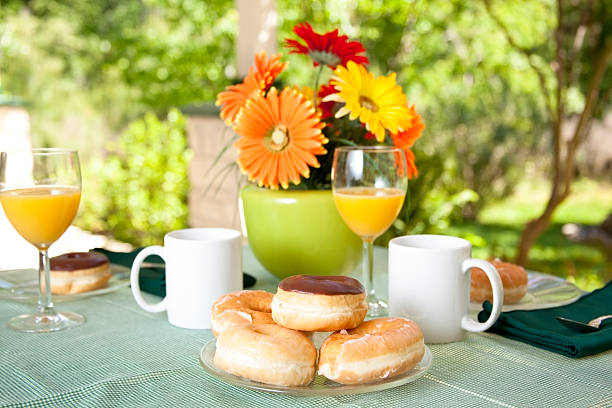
469 270 582 312
0 264 130 304
198 335 433 396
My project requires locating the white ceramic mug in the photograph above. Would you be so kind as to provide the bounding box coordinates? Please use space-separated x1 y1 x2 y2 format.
130 228 242 329
388 234 503 343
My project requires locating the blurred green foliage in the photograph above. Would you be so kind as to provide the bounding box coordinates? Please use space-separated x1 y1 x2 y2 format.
0 0 236 147
77 109 191 246
1 0 230 245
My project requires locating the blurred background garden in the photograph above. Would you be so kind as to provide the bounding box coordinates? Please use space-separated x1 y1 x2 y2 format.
1 0 610 290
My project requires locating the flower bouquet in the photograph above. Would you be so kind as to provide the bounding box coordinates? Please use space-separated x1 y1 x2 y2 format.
215 22 425 279
216 22 425 190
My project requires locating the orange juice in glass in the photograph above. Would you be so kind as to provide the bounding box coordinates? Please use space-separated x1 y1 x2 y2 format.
0 149 84 332
333 187 405 242
0 186 81 249
332 146 408 317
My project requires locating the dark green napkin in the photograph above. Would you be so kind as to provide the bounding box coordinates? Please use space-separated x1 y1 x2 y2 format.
96 248 256 297
478 281 612 358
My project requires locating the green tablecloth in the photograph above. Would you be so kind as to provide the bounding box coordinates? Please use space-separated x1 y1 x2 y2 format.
1 247 611 407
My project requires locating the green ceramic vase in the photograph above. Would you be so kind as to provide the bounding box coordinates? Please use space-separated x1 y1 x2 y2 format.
240 186 362 279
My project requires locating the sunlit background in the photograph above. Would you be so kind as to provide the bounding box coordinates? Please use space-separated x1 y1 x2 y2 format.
1 0 610 290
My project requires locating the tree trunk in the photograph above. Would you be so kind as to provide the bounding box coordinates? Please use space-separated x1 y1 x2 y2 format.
516 192 567 265
515 10 612 266
484 0 611 266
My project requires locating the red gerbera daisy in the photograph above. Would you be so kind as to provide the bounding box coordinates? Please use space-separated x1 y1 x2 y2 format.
285 22 368 69
317 83 337 120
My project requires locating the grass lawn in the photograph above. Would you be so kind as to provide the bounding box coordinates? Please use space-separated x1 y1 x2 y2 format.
448 179 612 291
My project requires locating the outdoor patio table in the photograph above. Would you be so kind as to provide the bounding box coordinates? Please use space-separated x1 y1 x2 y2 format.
1 246 610 407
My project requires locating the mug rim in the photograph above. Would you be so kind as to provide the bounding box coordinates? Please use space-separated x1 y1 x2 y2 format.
166 227 241 242
389 234 471 251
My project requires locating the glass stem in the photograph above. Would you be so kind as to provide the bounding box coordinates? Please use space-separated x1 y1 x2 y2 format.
362 240 375 297
38 249 54 314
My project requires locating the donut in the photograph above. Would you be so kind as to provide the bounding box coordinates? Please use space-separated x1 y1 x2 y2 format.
214 323 317 386
271 275 367 332
471 259 528 304
48 251 112 295
318 317 425 384
210 290 274 336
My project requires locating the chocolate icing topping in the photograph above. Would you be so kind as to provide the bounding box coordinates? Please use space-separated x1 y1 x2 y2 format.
50 252 109 271
278 275 364 295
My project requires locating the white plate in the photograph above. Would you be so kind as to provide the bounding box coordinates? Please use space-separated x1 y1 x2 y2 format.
470 270 582 312
199 337 432 396
0 264 130 303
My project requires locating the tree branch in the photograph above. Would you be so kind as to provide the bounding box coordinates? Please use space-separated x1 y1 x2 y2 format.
563 38 612 194
571 39 612 148
566 0 593 86
552 0 565 197
482 0 555 122
596 83 612 117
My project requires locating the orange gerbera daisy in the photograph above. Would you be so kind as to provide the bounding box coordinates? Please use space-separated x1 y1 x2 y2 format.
253 51 288 90
391 105 425 179
233 87 327 189
216 52 287 125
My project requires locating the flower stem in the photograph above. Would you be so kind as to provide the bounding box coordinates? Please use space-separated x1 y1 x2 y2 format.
313 64 325 107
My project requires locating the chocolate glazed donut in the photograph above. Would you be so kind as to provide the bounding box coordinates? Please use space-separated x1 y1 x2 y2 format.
47 251 112 295
271 275 368 332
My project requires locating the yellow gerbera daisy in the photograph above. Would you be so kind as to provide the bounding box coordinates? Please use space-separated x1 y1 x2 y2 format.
325 61 412 142
291 85 315 105
233 87 327 189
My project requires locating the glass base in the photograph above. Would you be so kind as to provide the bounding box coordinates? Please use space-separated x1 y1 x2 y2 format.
8 311 85 333
366 296 388 317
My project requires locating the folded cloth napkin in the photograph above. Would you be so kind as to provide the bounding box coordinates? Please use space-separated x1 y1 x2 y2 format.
478 280 612 358
96 248 256 297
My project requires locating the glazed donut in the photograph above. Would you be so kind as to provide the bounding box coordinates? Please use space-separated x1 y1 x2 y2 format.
271 275 367 332
318 317 425 384
48 251 111 295
211 290 274 336
471 259 528 304
214 323 317 386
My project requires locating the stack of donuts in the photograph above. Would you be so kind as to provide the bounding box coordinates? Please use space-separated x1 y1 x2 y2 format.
210 275 425 387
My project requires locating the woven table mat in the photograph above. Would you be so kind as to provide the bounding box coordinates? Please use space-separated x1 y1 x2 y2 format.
1 247 610 407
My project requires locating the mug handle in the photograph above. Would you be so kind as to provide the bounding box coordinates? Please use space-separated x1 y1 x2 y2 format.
460 259 503 332
130 246 167 313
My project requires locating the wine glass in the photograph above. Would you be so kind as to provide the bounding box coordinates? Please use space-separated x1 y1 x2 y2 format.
332 146 408 317
0 148 84 332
